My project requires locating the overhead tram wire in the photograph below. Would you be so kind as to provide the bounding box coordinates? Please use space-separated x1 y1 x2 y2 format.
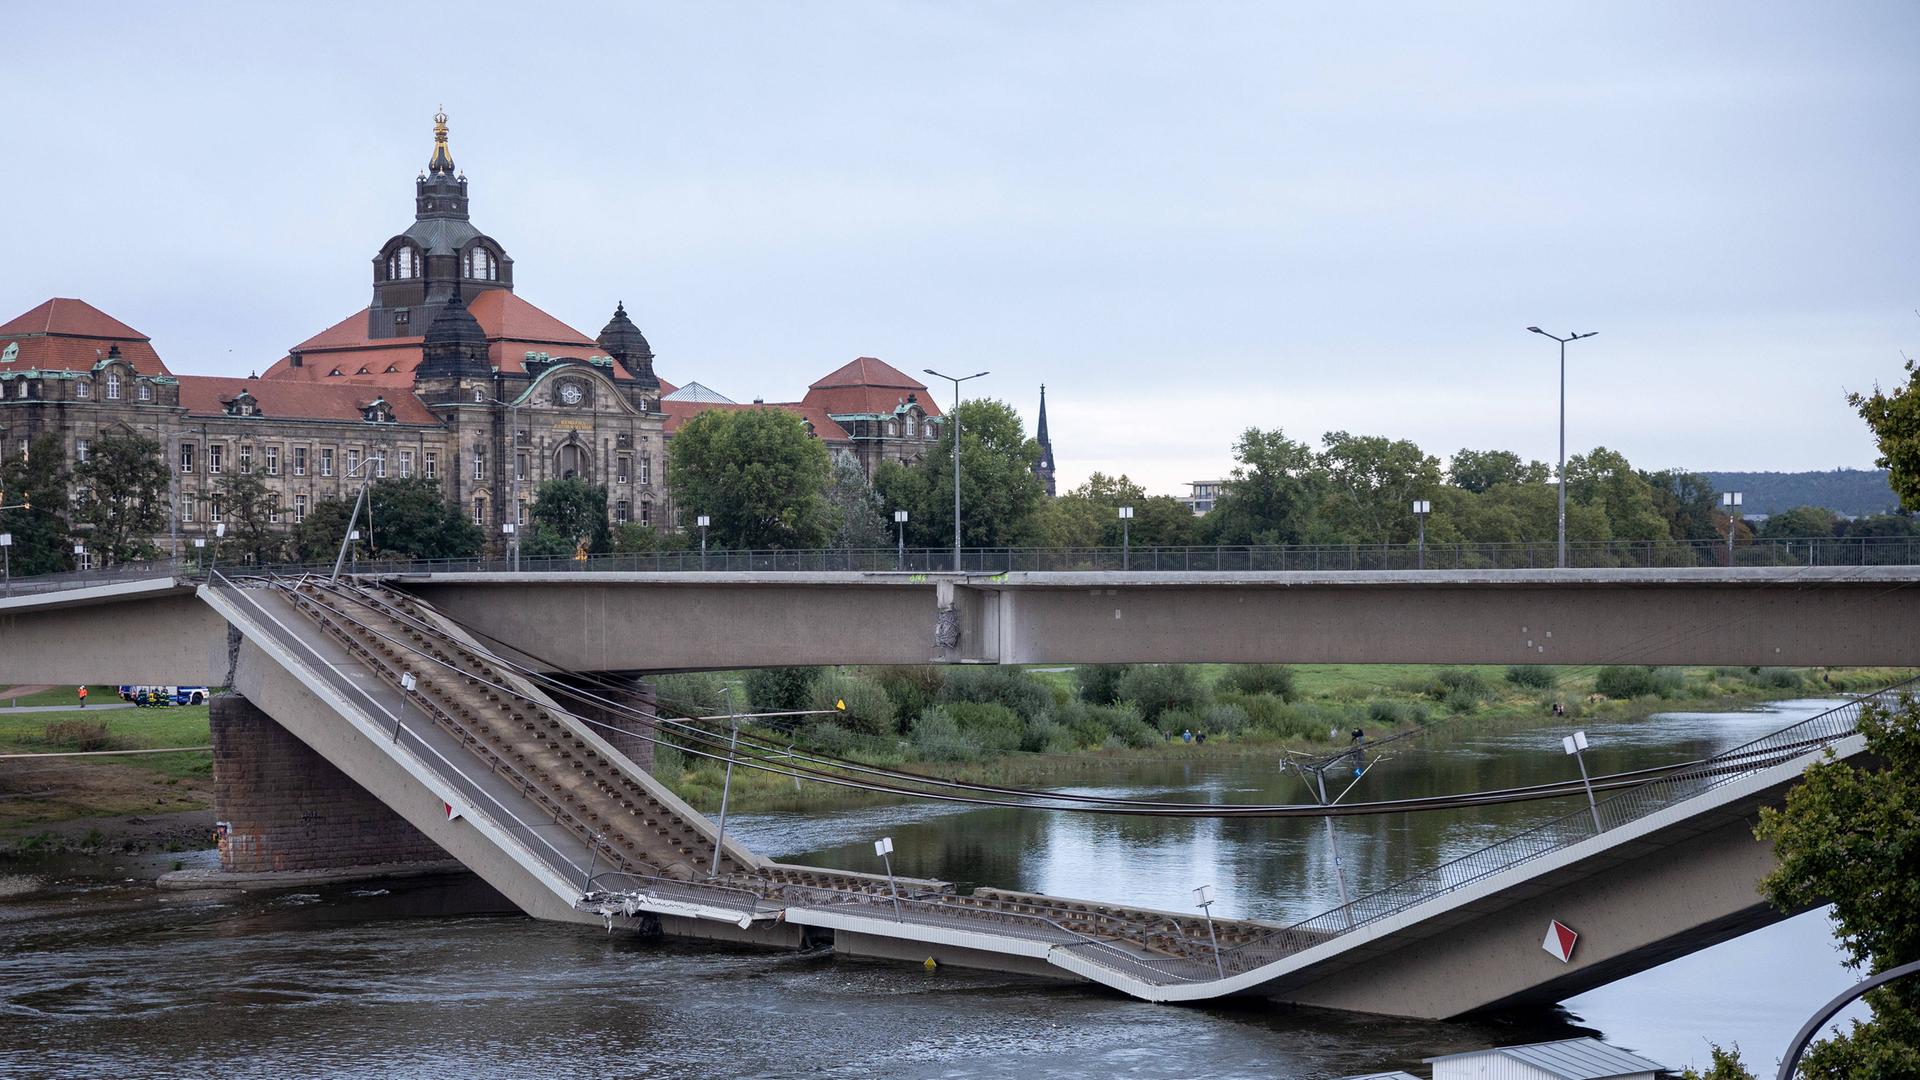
283 577 1843 818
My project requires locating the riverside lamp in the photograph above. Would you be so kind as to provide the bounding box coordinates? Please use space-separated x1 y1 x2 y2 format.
1526 327 1597 568
1193 884 1225 978
1721 491 1743 565
1562 730 1602 833
923 368 989 571
696 515 711 563
1411 499 1431 570
894 509 909 569
1118 506 1134 570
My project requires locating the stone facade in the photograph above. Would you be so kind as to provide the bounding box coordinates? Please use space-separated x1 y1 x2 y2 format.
210 694 447 872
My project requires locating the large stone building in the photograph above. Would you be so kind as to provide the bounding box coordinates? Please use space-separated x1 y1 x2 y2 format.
0 112 994 559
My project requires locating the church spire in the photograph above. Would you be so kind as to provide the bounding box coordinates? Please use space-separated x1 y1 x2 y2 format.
1034 384 1056 497
427 106 456 176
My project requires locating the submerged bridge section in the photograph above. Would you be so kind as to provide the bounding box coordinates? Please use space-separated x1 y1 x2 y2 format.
197 573 1888 1017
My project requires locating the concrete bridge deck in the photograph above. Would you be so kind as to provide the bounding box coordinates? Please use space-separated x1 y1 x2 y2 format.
190 573 1888 1017
7 564 1920 684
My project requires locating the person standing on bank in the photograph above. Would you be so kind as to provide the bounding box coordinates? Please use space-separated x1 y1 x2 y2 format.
76 686 87 708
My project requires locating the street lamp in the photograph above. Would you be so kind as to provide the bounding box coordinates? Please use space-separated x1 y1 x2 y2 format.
710 687 742 878
1721 491 1743 566
696 514 710 564
1192 884 1225 979
894 509 909 569
1562 729 1602 833
1411 499 1431 570
1117 506 1134 570
923 368 990 572
874 835 903 921
0 532 10 596
478 395 525 572
1526 327 1598 568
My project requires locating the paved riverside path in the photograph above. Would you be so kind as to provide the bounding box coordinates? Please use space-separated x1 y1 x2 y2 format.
0 702 133 714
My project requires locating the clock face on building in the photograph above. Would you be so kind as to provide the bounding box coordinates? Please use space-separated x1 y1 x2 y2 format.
559 383 584 405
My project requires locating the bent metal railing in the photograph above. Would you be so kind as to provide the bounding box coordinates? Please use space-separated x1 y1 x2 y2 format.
1213 682 1916 977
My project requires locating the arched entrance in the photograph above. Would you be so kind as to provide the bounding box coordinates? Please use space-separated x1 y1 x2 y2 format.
555 441 591 481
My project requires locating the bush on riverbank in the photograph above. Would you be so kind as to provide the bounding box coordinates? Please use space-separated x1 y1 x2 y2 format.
1504 665 1557 690
1116 665 1208 723
1218 665 1298 700
1594 665 1687 699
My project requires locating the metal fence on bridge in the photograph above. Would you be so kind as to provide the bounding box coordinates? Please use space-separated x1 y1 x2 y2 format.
12 535 1917 591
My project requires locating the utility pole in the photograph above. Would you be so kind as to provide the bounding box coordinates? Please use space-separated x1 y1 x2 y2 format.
1526 328 1597 568
923 369 988 572
709 687 741 878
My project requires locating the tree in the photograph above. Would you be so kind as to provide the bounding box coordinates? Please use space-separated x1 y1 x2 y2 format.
216 473 284 565
1643 467 1722 543
667 408 834 549
1848 357 1920 510
1760 505 1841 540
529 478 611 557
71 433 169 565
824 457 890 549
1202 428 1324 545
1033 473 1199 549
1448 448 1549 493
1679 1045 1758 1080
611 523 689 554
0 434 73 575
873 399 1045 549
1754 697 1920 1076
292 479 482 563
1564 446 1672 543
1313 431 1443 544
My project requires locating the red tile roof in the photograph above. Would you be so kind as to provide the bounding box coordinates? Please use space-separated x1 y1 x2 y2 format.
801 356 939 417
661 399 849 441
273 292 635 383
176 376 439 425
0 298 172 376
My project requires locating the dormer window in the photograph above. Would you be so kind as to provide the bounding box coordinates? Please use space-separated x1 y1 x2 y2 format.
105 373 121 400
137 383 152 402
361 398 395 424
466 246 497 281
75 381 90 400
327 368 343 377
473 388 485 403
388 246 419 280
225 392 259 417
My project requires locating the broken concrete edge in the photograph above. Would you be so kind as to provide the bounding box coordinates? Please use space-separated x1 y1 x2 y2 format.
156 858 470 892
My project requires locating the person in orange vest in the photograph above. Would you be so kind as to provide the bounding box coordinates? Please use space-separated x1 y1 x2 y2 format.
77 686 88 708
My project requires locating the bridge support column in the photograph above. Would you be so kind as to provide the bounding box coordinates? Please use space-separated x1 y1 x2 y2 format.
549 674 656 773
210 694 450 873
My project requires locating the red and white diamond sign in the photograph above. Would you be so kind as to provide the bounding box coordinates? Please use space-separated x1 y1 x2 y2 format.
445 801 462 822
1542 919 1578 963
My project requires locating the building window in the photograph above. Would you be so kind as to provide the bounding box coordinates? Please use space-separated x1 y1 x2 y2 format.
907 419 917 438
182 498 194 524
16 381 28 400
265 445 280 476
424 450 437 479
294 494 308 523
179 442 195 473
372 450 386 478
640 501 652 527
615 500 629 524
209 444 224 474
389 246 417 280
320 447 335 478
473 388 485 403
515 452 526 482
473 450 486 481
210 498 223 523
346 448 361 477
238 445 253 474
472 499 487 525
398 450 414 478
638 398 649 413
292 446 307 476
105 373 120 400
467 246 496 280
269 499 281 525
137 383 152 402
517 502 526 526
75 438 89 462
617 432 632 449
617 456 629 484
639 457 651 485
75 381 90 400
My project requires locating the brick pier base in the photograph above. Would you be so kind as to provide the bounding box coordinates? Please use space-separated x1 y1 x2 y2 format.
551 673 657 773
210 694 447 873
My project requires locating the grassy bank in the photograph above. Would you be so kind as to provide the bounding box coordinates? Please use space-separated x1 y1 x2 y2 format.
655 663 1912 815
0 704 214 838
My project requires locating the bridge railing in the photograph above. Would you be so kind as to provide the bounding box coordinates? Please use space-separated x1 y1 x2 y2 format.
1214 681 1917 977
9 535 1919 591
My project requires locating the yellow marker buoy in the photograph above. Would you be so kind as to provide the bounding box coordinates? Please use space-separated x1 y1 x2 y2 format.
924 956 938 971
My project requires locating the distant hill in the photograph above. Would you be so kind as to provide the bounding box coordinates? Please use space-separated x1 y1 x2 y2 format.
1696 469 1901 517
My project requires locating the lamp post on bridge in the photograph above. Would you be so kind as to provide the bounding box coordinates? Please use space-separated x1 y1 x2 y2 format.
923 368 989 572
709 687 742 878
894 509 908 569
875 835 903 921
478 395 525 572
1118 506 1134 570
1411 499 1431 570
1192 884 1225 979
1563 730 1603 833
1526 327 1597 569
696 515 710 567
1721 491 1743 566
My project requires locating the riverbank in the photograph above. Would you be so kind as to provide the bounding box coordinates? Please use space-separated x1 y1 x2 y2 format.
0 703 214 853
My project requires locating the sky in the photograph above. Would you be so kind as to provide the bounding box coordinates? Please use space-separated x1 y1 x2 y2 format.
6 2 1917 495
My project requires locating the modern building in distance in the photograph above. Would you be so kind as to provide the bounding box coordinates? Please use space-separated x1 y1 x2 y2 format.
0 111 1011 557
1181 479 1226 515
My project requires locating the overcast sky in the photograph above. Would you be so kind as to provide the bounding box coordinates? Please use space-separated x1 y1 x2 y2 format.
7 3 1917 494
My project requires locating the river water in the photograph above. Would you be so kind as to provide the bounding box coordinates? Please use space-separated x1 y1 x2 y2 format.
0 699 1865 1078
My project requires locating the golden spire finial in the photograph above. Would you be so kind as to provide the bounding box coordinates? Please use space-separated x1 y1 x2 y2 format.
428 106 456 175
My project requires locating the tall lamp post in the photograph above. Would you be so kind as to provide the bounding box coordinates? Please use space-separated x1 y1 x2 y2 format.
1192 884 1226 979
923 368 989 572
1526 327 1597 568
696 514 710 565
479 396 524 572
1721 491 1743 566
1411 499 1431 570
1117 505 1134 570
893 509 908 569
